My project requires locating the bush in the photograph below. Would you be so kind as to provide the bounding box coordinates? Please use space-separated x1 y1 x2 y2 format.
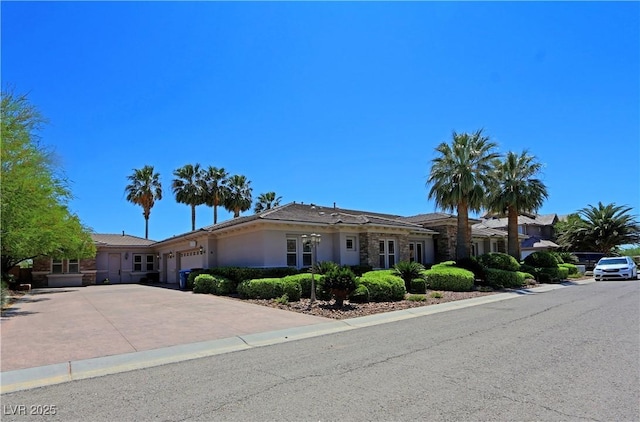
524 251 559 268
485 268 525 289
519 271 536 281
349 264 373 276
209 267 301 285
455 256 487 282
537 267 563 283
429 291 444 299
393 261 426 292
1 281 9 308
410 278 426 294
559 263 578 276
283 273 324 299
407 294 426 302
477 253 520 272
313 261 339 275
423 266 474 291
237 278 282 299
324 267 357 307
193 274 217 294
555 252 578 264
432 261 456 268
348 284 370 303
280 277 302 302
359 270 406 301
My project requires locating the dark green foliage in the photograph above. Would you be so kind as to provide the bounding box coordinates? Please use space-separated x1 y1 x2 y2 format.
432 261 456 268
410 278 426 294
477 253 520 272
485 268 525 289
524 251 559 268
349 264 373 276
359 271 406 301
324 267 357 306
313 261 339 275
423 266 474 291
280 277 302 302
348 285 370 303
558 263 578 275
519 271 536 281
207 267 300 286
555 252 578 264
193 274 235 295
392 261 426 292
520 264 537 276
455 256 487 282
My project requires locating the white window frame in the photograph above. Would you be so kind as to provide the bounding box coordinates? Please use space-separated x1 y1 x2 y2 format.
286 238 298 267
346 236 356 251
409 242 424 264
68 258 80 273
379 239 396 269
302 241 312 267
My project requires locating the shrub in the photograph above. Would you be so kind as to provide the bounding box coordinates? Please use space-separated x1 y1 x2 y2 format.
432 261 456 268
275 294 289 305
237 278 283 299
313 261 339 275
537 267 562 283
455 256 487 282
519 271 536 281
193 274 217 294
558 266 569 280
349 264 373 276
324 267 357 306
410 278 426 294
485 268 525 289
280 277 302 302
423 266 474 291
524 251 559 268
407 294 427 302
283 273 320 299
477 253 520 272
392 261 426 292
1 281 9 308
349 284 370 303
429 291 444 299
555 252 578 264
559 263 578 275
359 270 406 302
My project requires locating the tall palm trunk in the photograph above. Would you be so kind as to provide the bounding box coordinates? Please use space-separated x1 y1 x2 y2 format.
507 205 520 259
145 217 149 239
191 205 196 231
456 202 470 260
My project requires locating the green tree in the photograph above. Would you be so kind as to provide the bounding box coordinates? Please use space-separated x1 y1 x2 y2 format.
125 165 162 239
254 191 282 213
1 89 95 276
427 129 500 260
224 174 253 218
200 166 229 225
556 202 640 254
487 150 548 259
172 164 205 231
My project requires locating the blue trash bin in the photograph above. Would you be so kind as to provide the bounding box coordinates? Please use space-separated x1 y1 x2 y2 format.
179 270 191 290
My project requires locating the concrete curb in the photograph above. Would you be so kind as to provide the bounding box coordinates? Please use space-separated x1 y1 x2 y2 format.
1 279 594 394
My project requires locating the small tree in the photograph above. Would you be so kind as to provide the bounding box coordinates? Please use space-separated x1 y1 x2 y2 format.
324 266 357 307
392 261 425 292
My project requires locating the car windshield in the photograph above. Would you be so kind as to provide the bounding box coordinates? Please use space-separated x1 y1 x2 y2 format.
598 258 627 265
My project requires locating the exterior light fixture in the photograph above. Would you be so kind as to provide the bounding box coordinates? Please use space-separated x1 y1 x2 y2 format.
169 251 174 259
124 252 129 260
199 246 204 254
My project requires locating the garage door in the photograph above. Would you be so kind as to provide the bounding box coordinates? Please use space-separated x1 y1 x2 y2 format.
179 251 203 271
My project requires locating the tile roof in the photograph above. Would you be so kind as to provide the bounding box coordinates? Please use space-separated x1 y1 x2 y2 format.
202 203 437 233
91 233 156 247
521 237 559 249
480 213 558 229
470 224 509 238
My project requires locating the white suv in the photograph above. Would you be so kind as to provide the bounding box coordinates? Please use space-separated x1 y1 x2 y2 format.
593 256 638 281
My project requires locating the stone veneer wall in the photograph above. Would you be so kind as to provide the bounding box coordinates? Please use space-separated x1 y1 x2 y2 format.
427 224 457 262
30 256 97 287
358 232 410 268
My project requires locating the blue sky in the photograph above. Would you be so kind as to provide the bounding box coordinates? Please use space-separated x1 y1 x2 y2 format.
2 1 639 241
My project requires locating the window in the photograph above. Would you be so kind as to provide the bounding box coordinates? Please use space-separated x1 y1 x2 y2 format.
68 258 79 273
409 242 424 264
52 259 63 274
346 236 356 251
379 240 396 268
491 242 498 252
133 254 155 272
302 242 312 267
51 258 79 273
286 238 297 267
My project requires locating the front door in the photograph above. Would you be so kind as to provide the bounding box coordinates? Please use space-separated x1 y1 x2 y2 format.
108 253 121 283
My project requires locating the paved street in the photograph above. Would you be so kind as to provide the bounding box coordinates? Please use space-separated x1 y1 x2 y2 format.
2 280 638 421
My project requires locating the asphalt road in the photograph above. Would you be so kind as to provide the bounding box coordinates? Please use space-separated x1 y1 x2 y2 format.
2 281 638 421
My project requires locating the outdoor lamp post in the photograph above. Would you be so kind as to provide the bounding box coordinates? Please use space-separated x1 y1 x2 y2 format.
301 233 321 304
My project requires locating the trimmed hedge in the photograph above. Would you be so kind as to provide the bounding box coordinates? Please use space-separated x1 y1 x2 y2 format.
358 271 406 302
423 266 474 291
485 268 525 289
524 251 559 268
282 273 329 299
410 278 427 294
559 263 578 275
348 285 370 303
237 277 302 301
455 256 486 282
477 253 520 272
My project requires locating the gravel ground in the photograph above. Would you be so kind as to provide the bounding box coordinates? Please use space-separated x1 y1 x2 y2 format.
239 289 503 320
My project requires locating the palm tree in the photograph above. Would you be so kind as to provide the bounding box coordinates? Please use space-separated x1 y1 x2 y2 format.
557 202 640 254
125 165 162 239
427 129 500 260
224 174 253 218
254 191 282 213
487 150 548 259
200 166 229 225
172 164 205 231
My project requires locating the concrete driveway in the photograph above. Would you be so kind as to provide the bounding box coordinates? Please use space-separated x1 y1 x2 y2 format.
1 284 330 372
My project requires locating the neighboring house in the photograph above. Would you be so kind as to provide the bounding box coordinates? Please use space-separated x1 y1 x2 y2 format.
479 213 560 258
